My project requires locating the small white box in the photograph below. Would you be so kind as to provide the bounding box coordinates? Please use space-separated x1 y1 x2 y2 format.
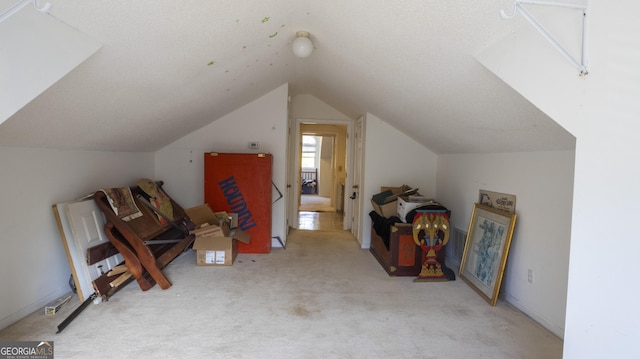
45 295 72 315
397 197 430 223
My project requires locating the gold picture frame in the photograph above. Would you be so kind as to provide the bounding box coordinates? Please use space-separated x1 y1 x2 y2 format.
459 204 517 306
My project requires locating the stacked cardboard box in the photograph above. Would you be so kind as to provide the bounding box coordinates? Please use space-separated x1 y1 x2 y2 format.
186 205 251 266
371 185 419 218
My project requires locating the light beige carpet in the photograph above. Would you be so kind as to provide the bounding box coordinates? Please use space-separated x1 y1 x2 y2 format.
0 229 562 358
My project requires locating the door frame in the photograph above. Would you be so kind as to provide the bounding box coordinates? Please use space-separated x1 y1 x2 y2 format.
350 115 365 242
288 118 354 231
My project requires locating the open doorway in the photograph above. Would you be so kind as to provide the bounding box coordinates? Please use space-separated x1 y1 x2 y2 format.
294 123 349 231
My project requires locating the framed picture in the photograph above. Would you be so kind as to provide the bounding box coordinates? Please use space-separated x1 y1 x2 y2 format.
459 204 517 306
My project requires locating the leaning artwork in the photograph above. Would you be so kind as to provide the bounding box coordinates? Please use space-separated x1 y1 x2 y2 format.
459 204 517 306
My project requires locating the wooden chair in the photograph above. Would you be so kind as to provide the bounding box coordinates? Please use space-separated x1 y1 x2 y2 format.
94 182 195 291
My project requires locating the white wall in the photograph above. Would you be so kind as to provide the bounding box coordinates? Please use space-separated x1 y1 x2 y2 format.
437 151 575 338
476 2 640 356
563 3 640 356
155 84 289 248
291 94 352 121
360 113 438 247
0 147 154 330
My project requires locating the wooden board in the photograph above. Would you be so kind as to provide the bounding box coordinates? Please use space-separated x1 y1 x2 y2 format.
204 153 273 253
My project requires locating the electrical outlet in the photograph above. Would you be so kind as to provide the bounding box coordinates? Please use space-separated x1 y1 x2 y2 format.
528 269 534 284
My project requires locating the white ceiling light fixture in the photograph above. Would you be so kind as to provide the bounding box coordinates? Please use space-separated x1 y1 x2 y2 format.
292 31 314 58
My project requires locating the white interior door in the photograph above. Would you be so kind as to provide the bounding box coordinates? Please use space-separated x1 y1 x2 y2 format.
66 199 123 299
54 201 91 302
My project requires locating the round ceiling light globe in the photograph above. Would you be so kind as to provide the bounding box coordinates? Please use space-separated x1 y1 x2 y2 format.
292 36 313 58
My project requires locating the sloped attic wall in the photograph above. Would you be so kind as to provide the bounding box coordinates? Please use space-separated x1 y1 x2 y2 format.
0 148 154 330
360 113 438 248
0 3 101 124
475 2 640 357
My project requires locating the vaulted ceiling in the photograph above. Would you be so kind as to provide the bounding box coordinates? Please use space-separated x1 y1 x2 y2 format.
0 0 576 154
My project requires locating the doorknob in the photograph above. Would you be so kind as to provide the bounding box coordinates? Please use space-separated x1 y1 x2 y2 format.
350 192 357 200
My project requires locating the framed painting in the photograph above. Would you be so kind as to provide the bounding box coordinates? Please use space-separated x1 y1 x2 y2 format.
459 204 517 306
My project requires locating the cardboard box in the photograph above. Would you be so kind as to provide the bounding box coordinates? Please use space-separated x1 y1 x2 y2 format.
397 196 433 223
186 205 251 266
45 295 72 315
192 235 238 266
371 185 419 218
191 222 225 238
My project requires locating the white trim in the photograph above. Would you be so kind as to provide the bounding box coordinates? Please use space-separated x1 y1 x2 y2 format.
291 118 354 231
503 292 565 339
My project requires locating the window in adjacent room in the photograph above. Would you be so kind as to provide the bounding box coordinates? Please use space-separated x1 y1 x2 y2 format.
301 135 321 169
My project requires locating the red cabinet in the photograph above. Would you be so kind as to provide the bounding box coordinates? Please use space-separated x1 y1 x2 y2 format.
370 223 423 276
204 153 272 253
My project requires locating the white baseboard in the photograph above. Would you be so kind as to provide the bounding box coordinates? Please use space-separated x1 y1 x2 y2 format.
447 255 565 340
502 292 565 339
0 286 73 331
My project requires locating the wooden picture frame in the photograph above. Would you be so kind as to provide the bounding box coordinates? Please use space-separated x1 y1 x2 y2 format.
459 204 517 306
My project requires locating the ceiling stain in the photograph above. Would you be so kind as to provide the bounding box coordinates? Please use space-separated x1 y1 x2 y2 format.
0 3 576 155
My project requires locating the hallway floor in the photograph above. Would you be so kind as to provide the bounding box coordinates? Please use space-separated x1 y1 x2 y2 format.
297 211 344 231
298 194 344 231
